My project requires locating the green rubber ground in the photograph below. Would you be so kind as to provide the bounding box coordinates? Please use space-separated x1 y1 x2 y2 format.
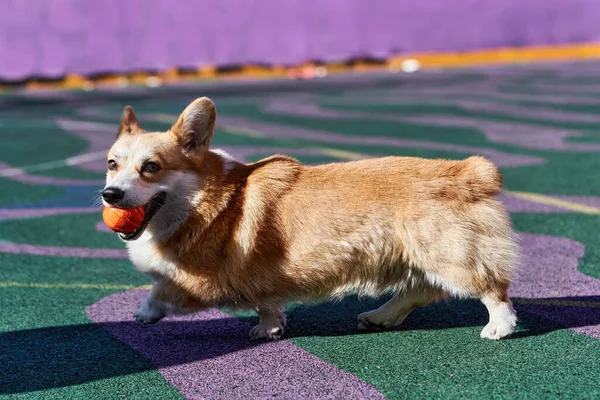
1 63 600 399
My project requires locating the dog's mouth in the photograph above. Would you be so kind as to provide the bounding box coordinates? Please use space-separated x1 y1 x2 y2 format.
119 192 167 241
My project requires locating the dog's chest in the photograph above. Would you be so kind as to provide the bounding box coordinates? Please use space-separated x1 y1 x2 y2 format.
126 234 175 280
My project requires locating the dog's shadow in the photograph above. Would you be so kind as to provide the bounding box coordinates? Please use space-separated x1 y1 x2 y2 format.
2 295 598 394
250 294 600 339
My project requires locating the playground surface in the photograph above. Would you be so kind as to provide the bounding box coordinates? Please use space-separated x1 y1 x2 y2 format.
1 62 600 399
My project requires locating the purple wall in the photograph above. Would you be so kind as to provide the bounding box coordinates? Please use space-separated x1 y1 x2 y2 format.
1 0 599 81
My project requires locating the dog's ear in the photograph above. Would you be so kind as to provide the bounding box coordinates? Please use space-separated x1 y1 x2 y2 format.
117 106 142 138
171 97 216 153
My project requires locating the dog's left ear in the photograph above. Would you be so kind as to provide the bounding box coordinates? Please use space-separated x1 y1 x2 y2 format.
117 106 142 138
171 97 216 153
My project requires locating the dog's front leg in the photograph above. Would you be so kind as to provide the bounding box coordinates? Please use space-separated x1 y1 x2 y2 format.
249 305 287 340
134 280 204 325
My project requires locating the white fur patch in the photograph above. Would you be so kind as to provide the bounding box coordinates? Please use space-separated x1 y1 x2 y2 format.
424 271 472 298
125 171 200 275
127 232 176 279
211 148 236 178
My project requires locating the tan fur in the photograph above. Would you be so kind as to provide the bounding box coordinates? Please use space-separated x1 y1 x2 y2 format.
105 98 519 340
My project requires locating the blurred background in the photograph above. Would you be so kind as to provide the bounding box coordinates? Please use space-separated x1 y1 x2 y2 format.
1 0 599 86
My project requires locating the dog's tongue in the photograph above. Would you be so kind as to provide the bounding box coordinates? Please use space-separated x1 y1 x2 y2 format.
102 206 145 234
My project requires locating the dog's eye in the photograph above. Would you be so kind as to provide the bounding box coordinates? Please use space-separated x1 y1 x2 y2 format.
107 160 117 170
143 162 160 173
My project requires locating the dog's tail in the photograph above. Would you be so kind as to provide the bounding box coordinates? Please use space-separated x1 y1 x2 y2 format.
460 156 504 196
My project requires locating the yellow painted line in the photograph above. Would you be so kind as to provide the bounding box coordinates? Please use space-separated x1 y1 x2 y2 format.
513 298 600 308
315 147 366 161
9 42 600 92
220 124 367 160
507 191 600 215
389 43 600 70
0 281 152 290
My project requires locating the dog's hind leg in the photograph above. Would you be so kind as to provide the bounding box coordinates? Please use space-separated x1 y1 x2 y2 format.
479 284 517 340
358 285 445 331
424 269 517 340
249 304 287 340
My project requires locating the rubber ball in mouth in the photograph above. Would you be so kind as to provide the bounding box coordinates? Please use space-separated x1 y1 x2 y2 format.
102 206 145 234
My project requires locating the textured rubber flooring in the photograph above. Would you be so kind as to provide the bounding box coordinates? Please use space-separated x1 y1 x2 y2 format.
1 63 600 399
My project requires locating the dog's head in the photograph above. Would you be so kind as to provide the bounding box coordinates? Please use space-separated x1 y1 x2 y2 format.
102 97 216 241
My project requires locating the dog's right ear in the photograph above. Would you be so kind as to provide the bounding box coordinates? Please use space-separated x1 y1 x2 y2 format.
171 97 216 154
117 106 142 138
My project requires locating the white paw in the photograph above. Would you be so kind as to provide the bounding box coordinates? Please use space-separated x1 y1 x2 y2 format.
480 302 517 340
249 322 285 340
133 298 166 325
480 317 517 340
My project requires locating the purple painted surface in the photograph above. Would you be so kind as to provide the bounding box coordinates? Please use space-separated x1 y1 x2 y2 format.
511 234 600 340
497 193 569 214
0 161 104 186
0 241 127 259
403 116 600 152
552 195 600 208
1 0 600 80
86 290 385 400
0 207 99 220
260 98 599 152
96 220 112 233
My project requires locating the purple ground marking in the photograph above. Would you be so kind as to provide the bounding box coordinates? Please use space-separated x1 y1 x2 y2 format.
326 65 600 102
0 118 113 184
54 119 116 153
385 99 600 123
0 241 127 258
218 146 353 163
54 119 117 173
525 83 600 94
511 233 600 340
401 96 600 123
0 207 99 220
0 161 104 186
96 220 112 233
497 193 569 213
86 290 385 400
550 195 600 208
0 207 125 258
261 99 599 152
335 92 600 106
217 115 543 168
404 115 600 152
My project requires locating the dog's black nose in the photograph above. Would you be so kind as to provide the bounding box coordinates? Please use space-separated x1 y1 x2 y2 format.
102 187 125 204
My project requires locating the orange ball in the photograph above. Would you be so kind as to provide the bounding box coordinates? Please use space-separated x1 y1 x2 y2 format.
102 206 145 234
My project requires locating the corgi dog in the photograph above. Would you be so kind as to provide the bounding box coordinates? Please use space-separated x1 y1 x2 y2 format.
102 97 518 340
